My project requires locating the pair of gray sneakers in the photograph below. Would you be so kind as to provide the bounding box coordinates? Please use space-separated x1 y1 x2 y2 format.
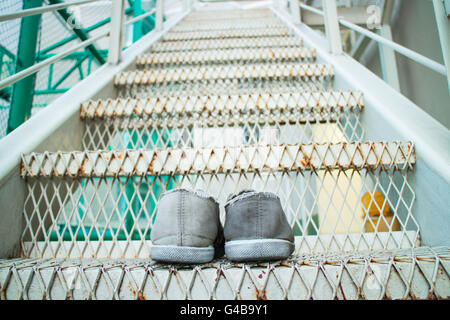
150 188 294 263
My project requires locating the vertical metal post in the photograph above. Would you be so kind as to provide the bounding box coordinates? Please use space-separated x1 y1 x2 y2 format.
108 0 125 64
289 0 301 24
378 25 401 91
432 0 450 91
322 0 343 55
155 0 163 32
6 0 43 134
377 0 400 91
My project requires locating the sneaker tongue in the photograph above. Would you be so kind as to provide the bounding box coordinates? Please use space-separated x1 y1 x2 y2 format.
226 189 256 202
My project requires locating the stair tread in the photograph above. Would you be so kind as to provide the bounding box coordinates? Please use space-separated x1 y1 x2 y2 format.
182 9 274 22
136 47 316 66
21 141 415 178
1 246 448 300
80 90 363 120
114 63 334 86
163 27 292 41
149 36 303 53
172 19 285 32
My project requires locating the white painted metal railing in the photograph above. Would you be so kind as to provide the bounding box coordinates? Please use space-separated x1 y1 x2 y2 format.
287 0 450 90
0 0 183 90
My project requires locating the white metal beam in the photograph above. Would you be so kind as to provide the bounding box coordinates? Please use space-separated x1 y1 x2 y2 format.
107 0 125 64
432 0 450 91
322 0 343 54
289 0 301 24
378 24 401 91
155 0 164 32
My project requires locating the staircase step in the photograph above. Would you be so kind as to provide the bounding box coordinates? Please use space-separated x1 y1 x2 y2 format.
183 9 274 21
20 142 417 259
163 27 292 41
80 91 364 150
136 47 316 66
115 63 333 86
81 91 363 120
149 36 303 53
21 142 414 178
2 247 448 299
172 18 285 32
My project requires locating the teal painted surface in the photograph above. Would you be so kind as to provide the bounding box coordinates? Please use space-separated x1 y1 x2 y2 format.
47 0 106 65
6 0 43 134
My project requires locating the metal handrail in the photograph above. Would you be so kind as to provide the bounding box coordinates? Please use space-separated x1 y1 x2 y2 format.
0 31 109 91
0 0 170 91
0 0 107 22
297 2 447 77
125 8 157 26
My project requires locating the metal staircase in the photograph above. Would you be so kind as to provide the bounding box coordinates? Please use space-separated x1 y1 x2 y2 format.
0 4 449 300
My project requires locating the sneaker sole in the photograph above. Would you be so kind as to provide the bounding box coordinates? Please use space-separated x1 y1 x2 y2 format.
225 239 294 261
151 244 215 263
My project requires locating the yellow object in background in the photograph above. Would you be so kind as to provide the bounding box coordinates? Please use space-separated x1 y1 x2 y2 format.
361 191 401 232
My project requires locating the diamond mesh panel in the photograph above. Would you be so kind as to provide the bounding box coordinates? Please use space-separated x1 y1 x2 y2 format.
172 18 285 32
163 27 293 41
135 47 316 66
20 142 418 259
148 36 303 52
81 91 364 150
1 247 448 300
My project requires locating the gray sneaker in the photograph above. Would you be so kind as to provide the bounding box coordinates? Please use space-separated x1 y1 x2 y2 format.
224 189 294 261
150 188 224 263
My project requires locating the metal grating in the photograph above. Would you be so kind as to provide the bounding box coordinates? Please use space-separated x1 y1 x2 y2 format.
80 90 365 150
171 18 286 32
163 27 293 41
148 36 304 52
4 4 445 301
115 63 334 97
20 142 418 259
182 9 274 22
135 47 316 66
1 247 449 300
117 78 331 98
115 63 333 85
